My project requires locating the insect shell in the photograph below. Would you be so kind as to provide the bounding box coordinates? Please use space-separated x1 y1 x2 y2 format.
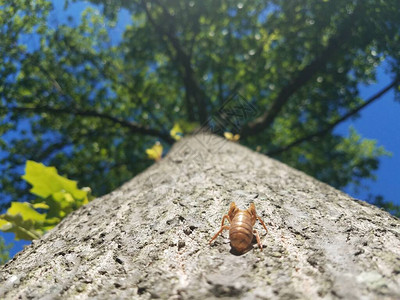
209 202 268 254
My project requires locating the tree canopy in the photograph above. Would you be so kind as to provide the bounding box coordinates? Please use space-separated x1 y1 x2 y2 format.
1 0 400 210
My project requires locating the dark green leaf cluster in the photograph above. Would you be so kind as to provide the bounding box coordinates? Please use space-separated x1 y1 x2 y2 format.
0 236 12 265
369 195 400 218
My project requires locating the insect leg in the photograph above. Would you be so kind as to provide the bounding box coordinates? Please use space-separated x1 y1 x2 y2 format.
220 214 231 227
209 225 230 245
253 229 263 250
257 216 268 233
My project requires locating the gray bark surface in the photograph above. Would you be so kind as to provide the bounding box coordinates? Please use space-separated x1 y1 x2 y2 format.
1 134 399 299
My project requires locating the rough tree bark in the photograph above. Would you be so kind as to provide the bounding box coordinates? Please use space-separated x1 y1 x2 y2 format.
1 134 399 299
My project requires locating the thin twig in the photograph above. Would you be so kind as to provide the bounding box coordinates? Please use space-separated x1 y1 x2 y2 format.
267 78 399 156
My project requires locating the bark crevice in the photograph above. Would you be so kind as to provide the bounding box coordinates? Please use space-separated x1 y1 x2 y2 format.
1 134 399 299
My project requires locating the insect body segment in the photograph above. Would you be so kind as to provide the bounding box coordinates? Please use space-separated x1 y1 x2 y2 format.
209 202 268 253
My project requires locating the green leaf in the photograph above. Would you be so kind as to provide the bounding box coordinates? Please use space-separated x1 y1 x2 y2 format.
22 160 87 200
145 142 163 161
0 161 93 240
32 202 50 209
170 123 183 140
7 202 46 222
0 202 46 240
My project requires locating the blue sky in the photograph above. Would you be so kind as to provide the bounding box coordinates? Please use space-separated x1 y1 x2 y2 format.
2 1 400 259
335 67 400 205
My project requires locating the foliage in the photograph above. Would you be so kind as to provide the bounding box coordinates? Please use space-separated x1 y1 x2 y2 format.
145 142 163 161
0 161 91 240
170 123 183 141
369 195 400 218
224 132 240 142
1 0 400 213
0 236 12 265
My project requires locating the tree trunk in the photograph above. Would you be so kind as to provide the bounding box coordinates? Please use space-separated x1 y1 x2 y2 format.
1 134 399 299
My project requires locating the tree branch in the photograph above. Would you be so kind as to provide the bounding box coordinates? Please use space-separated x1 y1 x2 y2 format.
141 0 209 124
241 4 363 138
25 42 168 136
34 140 72 162
33 128 114 162
11 50 175 144
1 105 175 144
267 78 399 156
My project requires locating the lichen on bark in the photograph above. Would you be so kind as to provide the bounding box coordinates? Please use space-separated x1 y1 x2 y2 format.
1 134 399 299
